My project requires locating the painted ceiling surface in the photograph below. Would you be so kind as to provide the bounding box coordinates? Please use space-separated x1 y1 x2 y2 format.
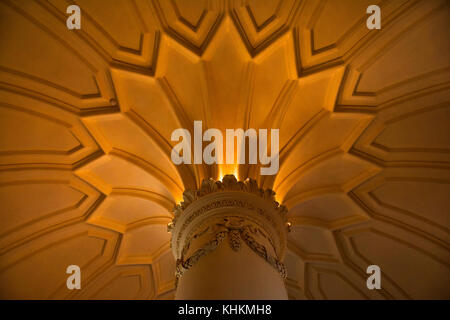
0 0 449 299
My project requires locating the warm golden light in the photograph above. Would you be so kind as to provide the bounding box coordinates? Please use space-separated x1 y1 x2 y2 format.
218 164 238 181
0 0 447 300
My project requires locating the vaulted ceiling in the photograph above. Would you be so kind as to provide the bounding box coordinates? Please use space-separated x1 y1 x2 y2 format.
0 0 449 299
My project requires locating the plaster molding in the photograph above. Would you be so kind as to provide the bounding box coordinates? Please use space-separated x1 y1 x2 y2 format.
170 174 288 227
175 217 287 281
169 175 289 281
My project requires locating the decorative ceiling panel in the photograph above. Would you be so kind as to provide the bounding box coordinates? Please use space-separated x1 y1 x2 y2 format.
0 0 449 299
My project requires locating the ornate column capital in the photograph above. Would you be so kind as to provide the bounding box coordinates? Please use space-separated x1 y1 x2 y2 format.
168 175 291 281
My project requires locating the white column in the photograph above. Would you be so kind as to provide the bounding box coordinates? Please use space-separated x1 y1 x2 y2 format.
168 175 290 300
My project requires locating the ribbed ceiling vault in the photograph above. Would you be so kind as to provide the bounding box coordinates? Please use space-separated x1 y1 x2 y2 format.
0 0 449 299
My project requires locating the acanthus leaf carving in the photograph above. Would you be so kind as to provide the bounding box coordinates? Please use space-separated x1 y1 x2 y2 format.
171 175 289 230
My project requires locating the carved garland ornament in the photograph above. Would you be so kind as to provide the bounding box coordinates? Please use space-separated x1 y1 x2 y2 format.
173 198 282 253
175 221 287 280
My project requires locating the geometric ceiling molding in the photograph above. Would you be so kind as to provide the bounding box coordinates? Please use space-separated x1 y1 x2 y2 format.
81 112 185 199
293 0 411 75
243 30 297 131
86 192 172 234
152 32 225 185
283 249 308 300
0 169 103 256
305 264 371 300
229 0 302 56
108 66 198 191
259 65 377 190
69 264 155 300
115 224 170 266
284 243 386 300
0 88 101 169
336 0 450 112
74 153 176 204
155 290 176 300
154 35 211 125
0 0 117 115
152 250 176 298
335 221 450 299
276 143 381 209
72 149 173 276
1 0 449 299
288 225 341 264
0 222 119 299
152 0 224 55
352 91 450 167
44 0 161 73
287 192 370 231
154 34 212 129
350 167 450 252
200 16 252 132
